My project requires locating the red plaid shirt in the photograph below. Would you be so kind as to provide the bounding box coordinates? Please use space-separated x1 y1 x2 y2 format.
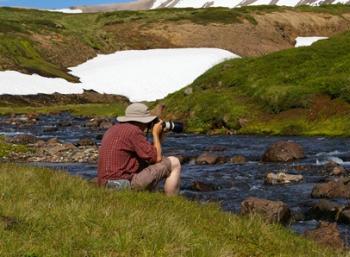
97 123 157 185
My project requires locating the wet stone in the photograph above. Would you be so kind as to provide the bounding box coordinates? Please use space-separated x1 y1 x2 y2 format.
230 155 247 164
240 197 291 224
324 161 346 176
307 199 344 222
76 138 96 146
190 181 220 192
311 177 350 199
265 172 303 185
262 140 305 162
196 153 219 165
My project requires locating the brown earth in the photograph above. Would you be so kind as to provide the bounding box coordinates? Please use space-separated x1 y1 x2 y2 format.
0 90 130 107
105 11 350 57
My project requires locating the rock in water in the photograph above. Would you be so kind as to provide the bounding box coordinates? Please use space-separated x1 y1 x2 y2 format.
230 155 247 164
304 222 345 249
324 161 345 176
265 172 303 185
196 153 219 165
262 141 304 162
190 181 219 192
311 177 350 199
240 197 291 224
307 200 344 221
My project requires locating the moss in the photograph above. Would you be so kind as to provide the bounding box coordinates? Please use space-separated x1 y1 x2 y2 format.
0 137 30 158
0 103 126 117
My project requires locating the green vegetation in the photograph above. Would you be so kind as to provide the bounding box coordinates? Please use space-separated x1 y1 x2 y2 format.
99 7 258 26
161 31 350 135
0 136 30 158
0 103 125 117
0 163 343 257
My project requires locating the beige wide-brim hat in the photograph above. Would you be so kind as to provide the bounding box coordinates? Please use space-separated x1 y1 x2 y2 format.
117 103 157 124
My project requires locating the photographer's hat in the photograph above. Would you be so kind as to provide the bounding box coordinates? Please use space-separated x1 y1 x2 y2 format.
117 103 157 124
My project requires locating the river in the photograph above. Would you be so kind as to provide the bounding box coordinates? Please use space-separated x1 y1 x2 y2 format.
1 112 350 242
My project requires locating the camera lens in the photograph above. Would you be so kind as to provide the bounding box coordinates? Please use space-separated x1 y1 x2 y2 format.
163 121 183 133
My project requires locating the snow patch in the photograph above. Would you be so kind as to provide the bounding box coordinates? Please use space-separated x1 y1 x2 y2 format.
47 8 83 13
0 71 83 95
0 48 238 102
152 0 350 9
295 36 328 47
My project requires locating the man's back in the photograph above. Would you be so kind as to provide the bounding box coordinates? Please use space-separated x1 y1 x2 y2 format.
97 123 156 185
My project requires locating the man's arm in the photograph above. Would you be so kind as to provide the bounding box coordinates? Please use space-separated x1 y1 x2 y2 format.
152 120 164 163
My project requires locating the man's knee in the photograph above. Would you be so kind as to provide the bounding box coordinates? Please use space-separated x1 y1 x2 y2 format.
168 156 181 171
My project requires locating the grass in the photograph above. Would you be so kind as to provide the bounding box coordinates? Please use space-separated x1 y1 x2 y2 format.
0 103 126 117
0 163 344 257
0 136 30 158
160 30 350 135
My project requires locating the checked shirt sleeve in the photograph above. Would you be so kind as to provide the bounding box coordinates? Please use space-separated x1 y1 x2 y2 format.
130 129 157 164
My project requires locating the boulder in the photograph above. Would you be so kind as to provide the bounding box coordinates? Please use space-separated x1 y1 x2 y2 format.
339 209 350 224
196 153 219 165
76 138 96 146
324 161 345 176
6 134 37 145
47 138 61 145
265 172 303 185
262 141 304 162
57 120 72 127
86 118 113 128
230 155 247 164
304 222 345 249
46 143 76 155
240 197 291 224
99 121 113 129
190 181 220 192
43 126 58 133
204 145 227 152
307 200 344 221
311 177 350 199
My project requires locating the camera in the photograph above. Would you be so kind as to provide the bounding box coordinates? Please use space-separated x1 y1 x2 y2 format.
162 121 184 133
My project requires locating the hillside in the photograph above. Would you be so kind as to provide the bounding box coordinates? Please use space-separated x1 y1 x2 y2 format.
1 5 350 82
75 0 350 12
160 30 350 136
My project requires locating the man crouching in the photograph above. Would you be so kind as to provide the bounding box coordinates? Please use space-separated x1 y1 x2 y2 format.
97 103 181 196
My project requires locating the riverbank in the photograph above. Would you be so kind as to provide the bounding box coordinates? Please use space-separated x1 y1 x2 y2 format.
0 163 343 257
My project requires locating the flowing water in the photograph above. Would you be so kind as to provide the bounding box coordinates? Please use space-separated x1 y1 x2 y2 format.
1 113 350 241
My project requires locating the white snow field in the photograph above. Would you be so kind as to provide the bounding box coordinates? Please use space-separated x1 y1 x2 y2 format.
295 36 328 47
0 48 238 102
0 71 83 95
47 8 83 13
151 0 350 9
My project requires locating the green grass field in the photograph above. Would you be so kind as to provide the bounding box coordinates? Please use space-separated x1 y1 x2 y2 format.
161 30 350 135
0 163 344 257
0 103 125 117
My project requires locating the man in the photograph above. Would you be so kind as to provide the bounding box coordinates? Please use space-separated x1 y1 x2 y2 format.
97 103 181 196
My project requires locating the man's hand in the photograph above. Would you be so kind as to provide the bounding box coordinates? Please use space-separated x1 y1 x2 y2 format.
152 120 163 137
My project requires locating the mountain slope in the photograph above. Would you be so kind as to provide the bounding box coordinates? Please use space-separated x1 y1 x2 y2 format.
75 0 350 12
159 31 350 136
1 6 350 81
